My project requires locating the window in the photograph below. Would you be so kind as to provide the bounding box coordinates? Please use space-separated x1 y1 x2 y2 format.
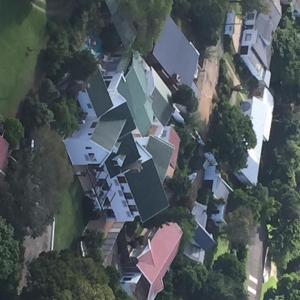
122 200 127 207
245 33 252 42
122 277 132 282
118 190 123 197
124 192 133 200
88 133 92 136
85 146 92 150
87 103 92 109
240 46 249 55
114 179 120 186
247 12 255 20
126 211 132 218
161 129 167 138
88 153 96 162
117 176 126 184
129 205 138 212
90 122 97 129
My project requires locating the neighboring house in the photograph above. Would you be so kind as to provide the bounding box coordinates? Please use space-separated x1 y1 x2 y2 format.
85 136 170 222
118 53 175 136
0 136 9 176
104 0 137 48
64 69 135 166
120 223 183 300
148 125 181 178
147 16 200 92
203 153 233 226
239 0 282 86
184 203 216 264
235 88 274 185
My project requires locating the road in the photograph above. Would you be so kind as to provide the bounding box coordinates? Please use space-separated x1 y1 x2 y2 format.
246 225 267 300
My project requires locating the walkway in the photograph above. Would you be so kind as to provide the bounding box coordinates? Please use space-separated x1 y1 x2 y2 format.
246 225 267 300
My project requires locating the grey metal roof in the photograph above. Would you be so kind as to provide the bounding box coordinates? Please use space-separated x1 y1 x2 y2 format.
153 17 200 87
125 159 169 223
145 136 174 183
87 69 113 117
91 119 126 151
193 225 216 251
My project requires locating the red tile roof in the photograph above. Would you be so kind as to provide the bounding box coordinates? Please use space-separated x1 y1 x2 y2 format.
137 223 182 300
168 127 180 169
0 136 9 171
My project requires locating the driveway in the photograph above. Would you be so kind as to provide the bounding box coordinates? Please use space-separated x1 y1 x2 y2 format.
246 225 267 300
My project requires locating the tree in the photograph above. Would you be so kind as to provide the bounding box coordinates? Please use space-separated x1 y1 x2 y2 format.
82 230 104 261
3 118 24 148
19 96 54 130
231 0 268 15
213 253 246 284
52 98 80 136
228 184 279 223
2 128 73 237
0 218 20 281
67 49 98 81
209 102 257 171
225 207 256 246
264 273 300 300
202 271 247 300
21 251 116 300
170 84 198 112
39 78 61 105
121 0 173 53
271 14 300 104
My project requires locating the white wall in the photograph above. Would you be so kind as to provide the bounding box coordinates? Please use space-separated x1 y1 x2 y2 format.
78 90 97 118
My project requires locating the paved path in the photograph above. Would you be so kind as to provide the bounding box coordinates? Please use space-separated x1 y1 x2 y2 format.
246 225 267 300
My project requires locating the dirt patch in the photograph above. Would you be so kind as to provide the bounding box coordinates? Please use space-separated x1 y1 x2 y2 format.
197 45 222 126
18 225 52 293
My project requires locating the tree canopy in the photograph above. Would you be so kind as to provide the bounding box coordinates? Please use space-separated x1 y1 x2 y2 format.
3 118 24 148
209 102 257 171
121 0 173 53
0 217 20 281
170 84 198 113
0 128 73 237
21 251 115 300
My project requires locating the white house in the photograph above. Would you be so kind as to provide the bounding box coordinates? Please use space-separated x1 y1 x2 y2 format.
239 0 282 86
235 88 274 185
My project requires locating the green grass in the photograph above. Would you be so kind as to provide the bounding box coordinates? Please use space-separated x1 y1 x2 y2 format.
213 237 230 262
260 276 277 300
54 180 86 251
0 0 46 117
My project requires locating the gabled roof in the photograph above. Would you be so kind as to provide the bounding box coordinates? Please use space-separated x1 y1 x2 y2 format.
100 101 136 138
91 119 126 151
137 223 183 300
237 88 274 185
149 69 174 125
0 136 9 171
145 136 174 183
192 203 208 228
87 69 114 117
125 159 169 223
193 225 216 251
119 58 154 136
153 17 200 87
105 133 140 178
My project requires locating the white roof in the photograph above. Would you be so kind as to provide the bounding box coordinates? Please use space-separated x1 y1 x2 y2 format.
238 88 274 185
212 176 232 202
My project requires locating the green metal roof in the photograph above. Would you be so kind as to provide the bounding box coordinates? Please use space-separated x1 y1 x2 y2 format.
91 119 126 151
87 69 113 117
125 159 169 223
146 136 174 183
118 67 153 136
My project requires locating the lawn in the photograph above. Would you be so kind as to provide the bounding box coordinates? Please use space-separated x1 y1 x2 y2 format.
260 276 277 300
54 179 86 251
213 237 230 262
0 0 46 117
